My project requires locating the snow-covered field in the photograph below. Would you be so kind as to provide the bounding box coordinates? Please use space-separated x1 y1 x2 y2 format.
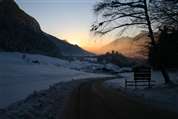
104 71 178 113
1 52 177 115
0 52 113 108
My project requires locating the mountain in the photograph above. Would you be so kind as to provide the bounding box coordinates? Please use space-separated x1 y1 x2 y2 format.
101 33 150 58
101 37 134 56
45 34 93 56
0 0 91 57
104 37 133 48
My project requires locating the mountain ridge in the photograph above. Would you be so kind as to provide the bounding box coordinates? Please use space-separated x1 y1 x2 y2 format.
0 0 92 57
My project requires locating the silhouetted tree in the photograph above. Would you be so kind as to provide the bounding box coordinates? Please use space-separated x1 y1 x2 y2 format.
91 0 172 84
150 26 178 69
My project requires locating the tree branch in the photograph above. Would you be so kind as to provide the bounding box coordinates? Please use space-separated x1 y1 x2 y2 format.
96 22 147 34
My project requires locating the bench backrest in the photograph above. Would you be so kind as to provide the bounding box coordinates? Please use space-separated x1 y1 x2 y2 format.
133 66 151 81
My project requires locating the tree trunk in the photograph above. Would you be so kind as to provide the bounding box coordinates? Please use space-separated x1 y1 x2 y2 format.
143 0 156 46
160 65 171 84
143 0 171 84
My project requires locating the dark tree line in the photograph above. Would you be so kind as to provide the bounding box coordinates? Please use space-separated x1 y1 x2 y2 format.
91 0 178 84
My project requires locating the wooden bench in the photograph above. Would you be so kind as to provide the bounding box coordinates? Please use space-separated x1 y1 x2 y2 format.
125 66 155 88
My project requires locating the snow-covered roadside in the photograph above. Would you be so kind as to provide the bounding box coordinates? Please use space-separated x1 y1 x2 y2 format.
0 79 93 119
0 52 112 108
104 71 178 113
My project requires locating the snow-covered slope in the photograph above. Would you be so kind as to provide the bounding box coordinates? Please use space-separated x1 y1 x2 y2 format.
0 52 111 108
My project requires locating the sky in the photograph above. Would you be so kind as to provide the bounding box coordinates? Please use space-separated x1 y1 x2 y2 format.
15 0 141 54
15 0 114 51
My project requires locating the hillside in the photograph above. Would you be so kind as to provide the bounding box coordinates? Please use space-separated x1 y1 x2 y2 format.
101 33 150 58
0 0 91 57
101 37 135 57
45 34 93 56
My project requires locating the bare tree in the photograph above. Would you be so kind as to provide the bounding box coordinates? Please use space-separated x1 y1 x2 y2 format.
150 0 178 27
91 0 172 84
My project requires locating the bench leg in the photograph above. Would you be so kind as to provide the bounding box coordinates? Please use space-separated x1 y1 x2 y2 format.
135 80 137 89
125 80 127 88
148 80 151 88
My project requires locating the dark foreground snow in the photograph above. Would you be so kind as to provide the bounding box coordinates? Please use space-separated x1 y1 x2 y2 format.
0 80 88 119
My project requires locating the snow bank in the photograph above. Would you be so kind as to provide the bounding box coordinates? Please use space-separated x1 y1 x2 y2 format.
104 70 178 113
0 80 88 119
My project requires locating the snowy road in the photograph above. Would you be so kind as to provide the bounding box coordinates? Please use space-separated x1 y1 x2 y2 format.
63 80 178 119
